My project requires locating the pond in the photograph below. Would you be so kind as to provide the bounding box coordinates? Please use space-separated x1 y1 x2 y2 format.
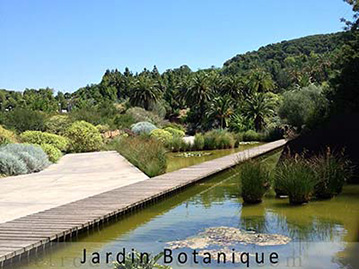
16 151 359 268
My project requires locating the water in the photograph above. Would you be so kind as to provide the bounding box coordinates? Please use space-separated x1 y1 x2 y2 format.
16 151 359 268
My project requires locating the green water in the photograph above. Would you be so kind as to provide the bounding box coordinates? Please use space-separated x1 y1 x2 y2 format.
16 151 359 269
166 142 263 172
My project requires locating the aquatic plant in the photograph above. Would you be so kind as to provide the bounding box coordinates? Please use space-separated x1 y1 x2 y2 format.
275 156 316 205
311 149 352 199
240 160 270 204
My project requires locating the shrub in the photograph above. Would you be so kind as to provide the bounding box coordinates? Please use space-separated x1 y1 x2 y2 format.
275 156 316 205
4 108 46 132
0 125 17 145
131 121 157 135
233 132 243 147
242 130 263 141
240 161 270 204
167 136 191 152
150 129 173 144
20 131 69 151
164 127 185 137
126 107 164 126
0 152 28 176
203 130 235 150
96 124 110 133
65 121 103 152
262 127 284 142
193 133 205 150
311 150 352 199
40 143 62 163
163 122 186 132
106 136 167 177
0 144 50 174
113 114 136 129
45 115 72 135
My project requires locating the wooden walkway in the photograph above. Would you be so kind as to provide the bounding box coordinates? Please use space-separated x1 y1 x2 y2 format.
0 139 285 266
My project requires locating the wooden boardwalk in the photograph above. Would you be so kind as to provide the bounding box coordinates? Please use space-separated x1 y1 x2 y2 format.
0 139 285 266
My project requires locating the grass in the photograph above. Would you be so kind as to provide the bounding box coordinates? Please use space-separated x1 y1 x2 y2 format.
106 136 167 177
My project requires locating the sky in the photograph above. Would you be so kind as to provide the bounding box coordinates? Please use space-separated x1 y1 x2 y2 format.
0 0 353 93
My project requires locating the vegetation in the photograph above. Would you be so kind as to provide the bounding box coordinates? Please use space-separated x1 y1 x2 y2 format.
0 125 17 145
20 131 69 152
107 136 167 177
40 144 63 163
203 130 235 150
240 160 270 204
150 129 173 144
65 121 103 153
131 122 157 135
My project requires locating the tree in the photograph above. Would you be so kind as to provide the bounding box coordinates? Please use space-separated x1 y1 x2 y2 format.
206 95 234 129
248 69 275 93
129 76 162 110
244 92 276 131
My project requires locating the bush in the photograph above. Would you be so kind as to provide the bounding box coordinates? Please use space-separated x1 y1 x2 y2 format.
150 129 173 144
126 107 164 126
163 122 186 132
96 124 110 133
233 132 243 147
0 125 17 145
131 121 157 135
262 127 284 142
0 144 50 175
0 152 28 176
20 131 69 151
45 115 72 135
106 136 167 177
240 161 270 204
275 156 316 205
167 136 191 152
113 114 136 129
164 127 185 137
242 130 262 141
311 150 352 199
4 108 46 132
65 121 103 152
193 133 205 150
203 130 235 150
40 144 62 163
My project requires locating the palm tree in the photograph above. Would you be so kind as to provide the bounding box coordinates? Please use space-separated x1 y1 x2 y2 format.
129 76 162 110
223 75 245 100
248 69 275 93
244 92 275 131
206 95 234 129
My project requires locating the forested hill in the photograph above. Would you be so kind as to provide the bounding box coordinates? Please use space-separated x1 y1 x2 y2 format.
222 32 347 75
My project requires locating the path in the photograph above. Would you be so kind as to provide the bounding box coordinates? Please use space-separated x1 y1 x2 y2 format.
0 151 148 224
0 139 285 265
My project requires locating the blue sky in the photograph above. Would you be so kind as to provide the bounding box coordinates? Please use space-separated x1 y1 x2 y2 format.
0 0 352 92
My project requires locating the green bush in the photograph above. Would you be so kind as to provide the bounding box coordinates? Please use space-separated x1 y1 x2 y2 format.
131 121 157 135
262 127 284 142
106 136 167 177
242 130 262 141
0 125 17 145
167 136 190 152
96 124 110 133
164 127 185 137
113 114 136 129
20 131 69 151
240 161 270 204
40 143 62 163
65 121 103 152
0 144 50 175
163 122 186 132
311 150 352 199
150 129 173 144
275 157 316 205
233 132 243 147
45 115 72 135
193 133 205 150
126 107 164 126
203 130 235 150
0 152 28 176
4 108 46 132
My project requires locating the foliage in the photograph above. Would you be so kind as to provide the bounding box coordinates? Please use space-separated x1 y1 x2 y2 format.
45 115 72 135
203 130 235 150
40 143 62 163
261 126 284 142
149 129 173 144
65 121 103 152
129 76 163 110
126 107 164 126
113 114 136 129
193 133 205 150
163 127 185 137
240 160 270 204
107 136 167 177
275 156 316 204
0 125 17 145
131 121 157 135
242 130 262 141
0 143 50 175
20 131 69 151
163 122 186 132
166 136 190 152
3 108 47 132
113 250 170 269
96 124 111 133
311 149 352 199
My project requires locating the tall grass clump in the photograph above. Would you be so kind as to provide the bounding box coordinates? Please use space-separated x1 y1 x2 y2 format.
166 136 190 152
275 156 316 205
107 136 167 177
203 130 235 150
311 149 352 199
240 160 270 204
242 130 262 142
193 133 204 150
